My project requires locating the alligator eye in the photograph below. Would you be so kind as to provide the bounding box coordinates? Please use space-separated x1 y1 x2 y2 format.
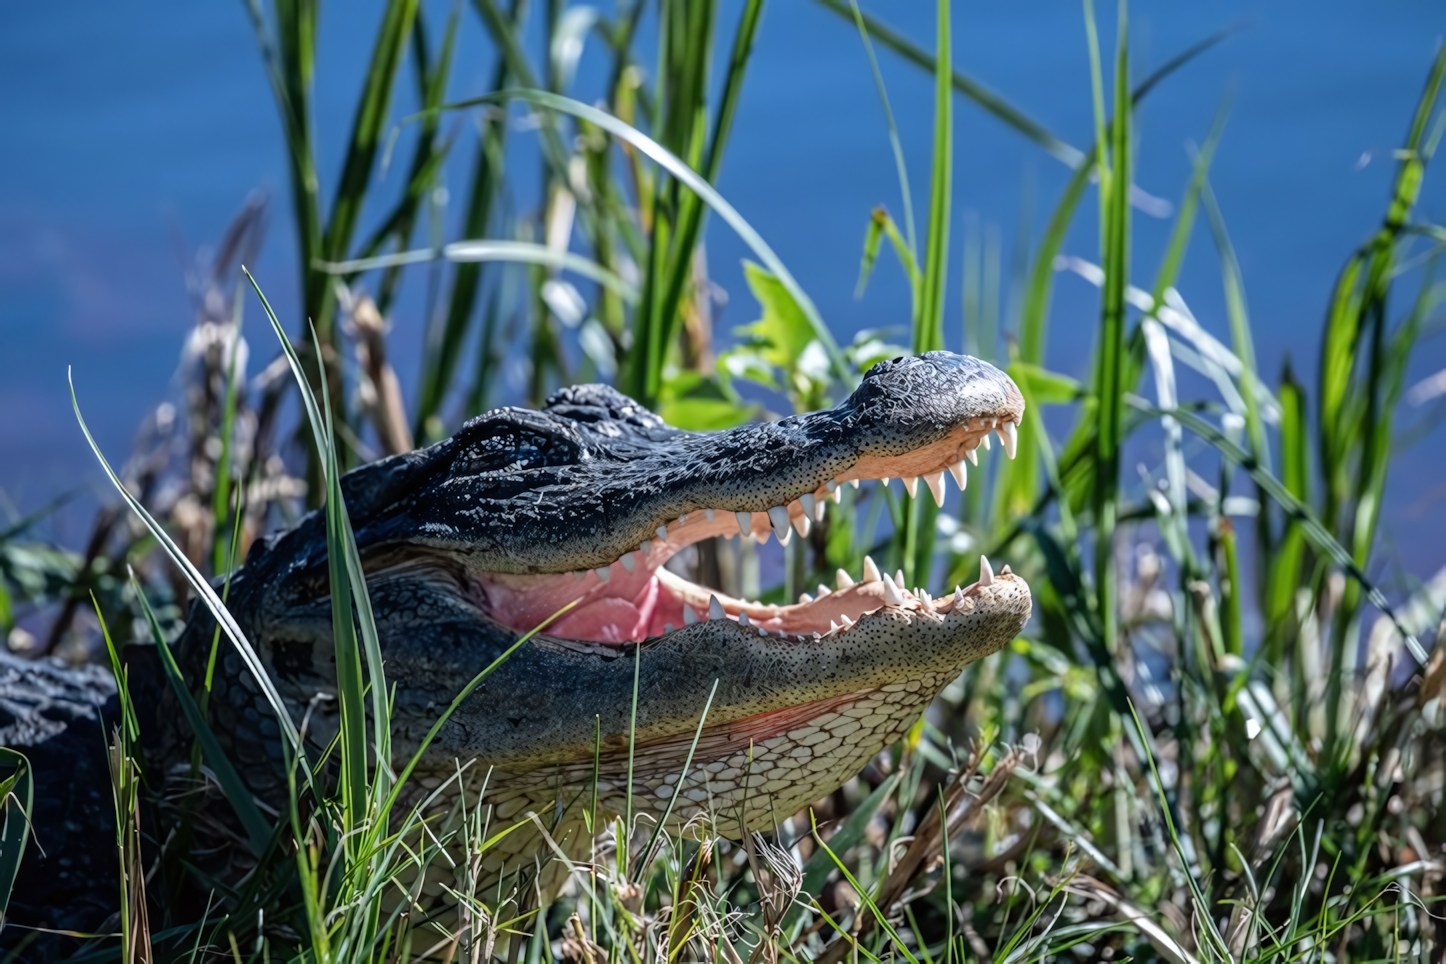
454 412 585 474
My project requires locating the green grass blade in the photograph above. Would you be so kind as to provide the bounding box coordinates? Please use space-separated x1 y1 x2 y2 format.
848 0 918 253
69 369 304 755
915 0 951 356
245 268 392 813
319 240 639 302
0 748 32 931
133 575 274 857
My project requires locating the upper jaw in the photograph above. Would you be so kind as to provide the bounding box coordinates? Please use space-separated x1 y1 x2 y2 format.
391 351 1024 577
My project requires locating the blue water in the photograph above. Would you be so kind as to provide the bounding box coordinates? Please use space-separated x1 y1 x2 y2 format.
3 2 1445 572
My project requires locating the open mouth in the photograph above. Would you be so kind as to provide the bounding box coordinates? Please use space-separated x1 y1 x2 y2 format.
473 413 1021 645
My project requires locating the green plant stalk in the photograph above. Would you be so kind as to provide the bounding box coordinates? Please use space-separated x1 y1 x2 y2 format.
1321 46 1446 760
633 0 764 408
1089 0 1131 657
902 0 952 589
414 0 520 439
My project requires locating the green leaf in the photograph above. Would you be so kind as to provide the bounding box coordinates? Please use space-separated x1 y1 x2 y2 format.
738 260 816 367
0 748 32 928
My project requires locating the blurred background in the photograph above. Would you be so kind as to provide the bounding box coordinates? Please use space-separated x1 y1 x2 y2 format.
4 1 1445 571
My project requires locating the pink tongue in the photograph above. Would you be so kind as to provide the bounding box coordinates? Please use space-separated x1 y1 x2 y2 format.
477 570 664 644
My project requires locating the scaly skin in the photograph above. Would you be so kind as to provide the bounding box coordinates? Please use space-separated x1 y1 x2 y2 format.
167 351 1032 899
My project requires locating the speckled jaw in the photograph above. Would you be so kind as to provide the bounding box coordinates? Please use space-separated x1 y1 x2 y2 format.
472 410 1021 646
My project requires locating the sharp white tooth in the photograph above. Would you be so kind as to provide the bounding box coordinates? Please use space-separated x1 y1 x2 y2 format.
981 433 991 451
758 626 768 637
923 471 945 506
739 611 750 627
920 589 933 607
791 510 811 538
830 485 842 504
862 556 881 583
902 476 919 498
709 595 726 621
656 525 669 542
947 461 967 490
1001 563 1012 575
640 539 652 554
817 584 831 597
836 568 855 589
825 480 837 495
979 555 995 587
684 606 698 625
736 511 752 537
955 586 965 606
595 566 611 582
966 447 979 466
704 508 715 522
1001 420 1018 459
895 569 906 587
664 623 674 633
880 477 892 489
620 552 636 571
881 574 905 607
828 620 840 635
799 493 816 518
847 478 860 489
768 505 790 533
840 614 854 627
800 592 814 604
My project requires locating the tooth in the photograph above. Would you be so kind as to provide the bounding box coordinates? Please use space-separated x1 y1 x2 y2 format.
979 555 995 587
758 627 768 637
923 471 945 506
966 447 979 466
919 589 932 607
862 556 881 583
704 508 715 522
836 568 855 589
828 620 840 635
895 569 906 587
709 595 726 621
656 525 669 541
825 480 837 493
684 607 698 625
739 611 750 627
847 478 860 489
664 623 674 633
595 567 611 582
902 477 919 497
881 574 905 607
800 592 814 604
736 511 752 537
1001 420 1018 459
792 514 811 537
981 433 991 451
768 505 791 536
955 586 965 606
840 614 854 627
799 493 816 518
817 584 831 597
776 527 791 545
640 539 652 554
830 486 842 504
1001 563 1012 575
947 461 967 490
620 552 636 571
880 477 892 489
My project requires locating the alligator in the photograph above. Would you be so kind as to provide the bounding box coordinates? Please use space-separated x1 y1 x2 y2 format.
5 350 1031 938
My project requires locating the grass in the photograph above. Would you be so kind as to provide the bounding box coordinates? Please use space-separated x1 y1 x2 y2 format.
3 1 1446 961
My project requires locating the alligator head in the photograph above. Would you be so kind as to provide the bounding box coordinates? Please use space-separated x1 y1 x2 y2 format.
181 350 1031 894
